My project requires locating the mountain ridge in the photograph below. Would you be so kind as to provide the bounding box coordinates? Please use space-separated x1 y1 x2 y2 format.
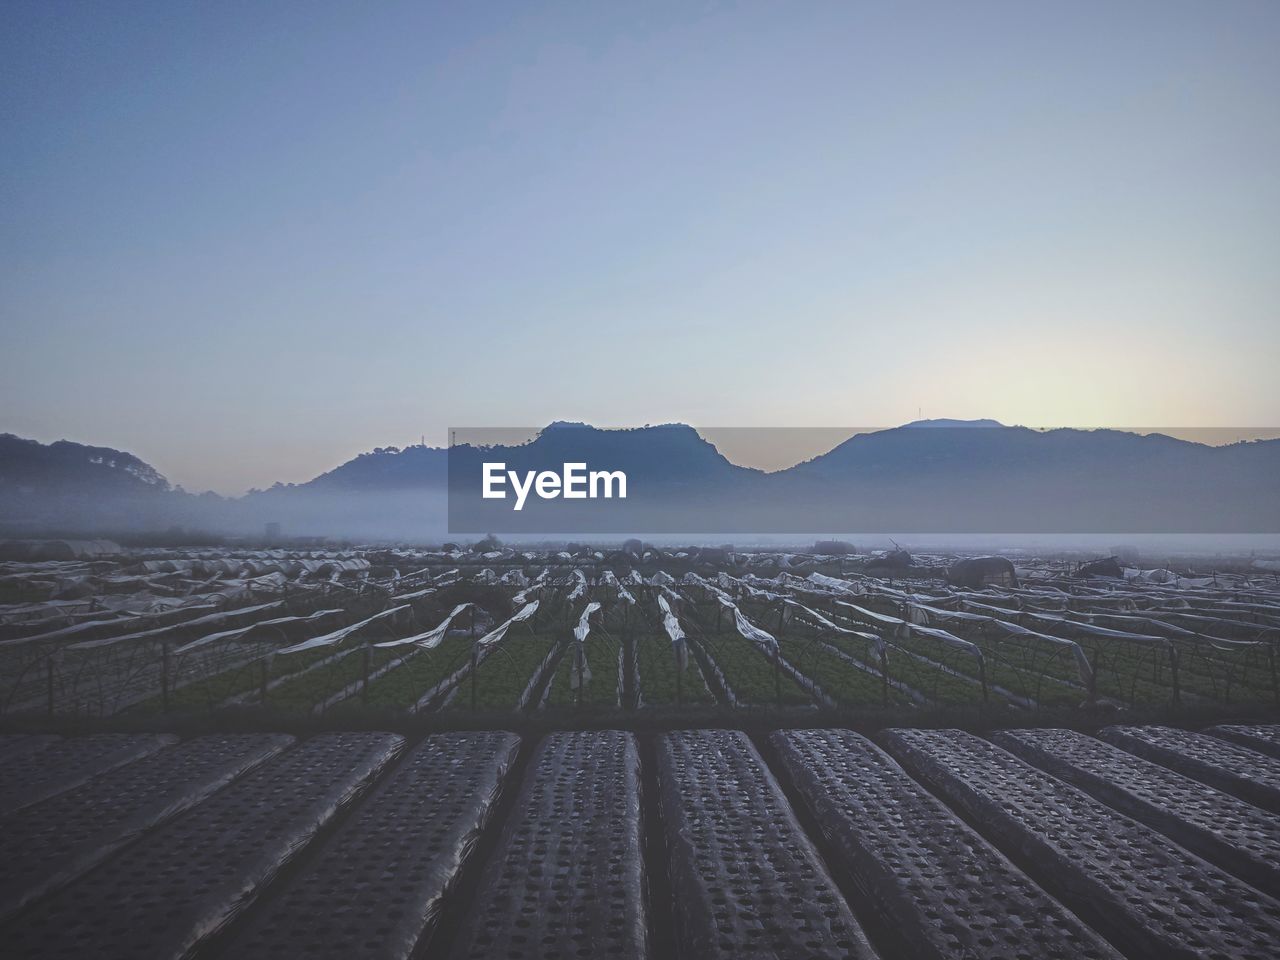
2 423 1277 536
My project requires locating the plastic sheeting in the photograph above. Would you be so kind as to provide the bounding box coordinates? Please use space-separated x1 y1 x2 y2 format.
373 603 473 650
657 595 688 672
573 602 601 643
567 570 589 603
1023 611 1166 645
568 602 602 690
982 618 1095 686
730 606 780 656
476 600 540 650
276 605 412 656
173 609 344 655
785 599 884 657
806 572 867 596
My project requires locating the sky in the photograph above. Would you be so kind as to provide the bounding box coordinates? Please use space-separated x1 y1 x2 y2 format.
2 1 1278 495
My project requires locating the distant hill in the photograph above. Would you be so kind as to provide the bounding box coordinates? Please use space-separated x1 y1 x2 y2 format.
0 434 210 536
2 422 1277 537
300 443 449 491
0 433 169 493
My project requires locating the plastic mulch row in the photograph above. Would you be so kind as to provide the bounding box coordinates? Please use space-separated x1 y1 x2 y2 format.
218 731 520 960
995 727 1280 893
0 733 292 923
659 729 877 960
0 733 175 817
0 732 402 960
1208 723 1280 760
449 730 646 960
0 734 61 763
881 728 1280 960
1102 724 1280 814
772 728 1120 960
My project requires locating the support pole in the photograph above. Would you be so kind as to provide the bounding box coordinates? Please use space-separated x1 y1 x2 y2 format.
161 641 171 714
575 646 583 708
470 643 479 709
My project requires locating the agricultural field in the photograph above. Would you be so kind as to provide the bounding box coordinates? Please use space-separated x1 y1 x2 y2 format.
1 722 1278 958
2 546 1278 955
4 543 1277 719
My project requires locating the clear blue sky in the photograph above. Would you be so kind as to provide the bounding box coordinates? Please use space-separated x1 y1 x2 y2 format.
2 1 1278 494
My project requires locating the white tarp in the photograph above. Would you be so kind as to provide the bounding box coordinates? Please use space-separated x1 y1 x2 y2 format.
476 600 540 649
276 604 411 655
837 601 908 632
784 599 884 657
172 608 345 654
373 602 473 649
806 572 867 596
981 617 1095 686
657 594 688 672
574 601 602 642
569 601 602 690
731 606 779 655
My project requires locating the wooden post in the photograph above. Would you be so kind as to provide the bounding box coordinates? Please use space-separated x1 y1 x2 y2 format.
470 643 479 709
1169 644 1181 706
161 641 171 714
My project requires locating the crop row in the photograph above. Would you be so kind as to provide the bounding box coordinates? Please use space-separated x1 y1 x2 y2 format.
3 723 1280 959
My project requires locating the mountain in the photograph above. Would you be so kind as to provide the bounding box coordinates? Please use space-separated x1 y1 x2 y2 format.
901 418 1004 429
2 422 1277 537
283 423 756 494
300 443 448 491
0 433 170 493
766 423 1280 534
0 434 221 536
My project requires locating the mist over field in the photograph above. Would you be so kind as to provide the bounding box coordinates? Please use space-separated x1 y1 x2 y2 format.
3 424 1278 548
